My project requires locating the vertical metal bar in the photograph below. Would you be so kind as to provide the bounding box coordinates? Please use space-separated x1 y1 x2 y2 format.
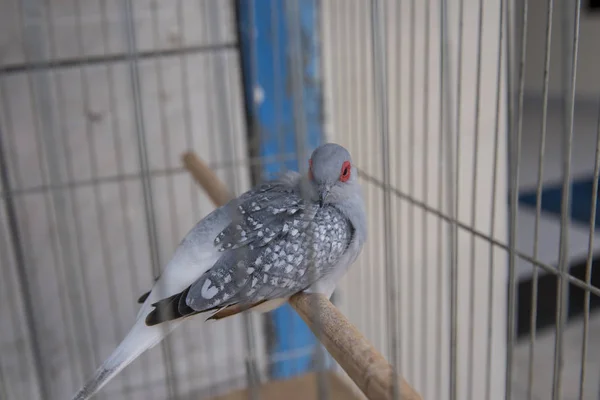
578 100 600 400
150 0 182 251
439 0 457 397
271 0 288 177
371 1 399 399
506 0 528 398
450 0 464 397
467 0 485 398
348 0 366 370
285 0 309 170
528 1 554 399
421 0 431 398
393 0 404 374
122 1 177 397
98 0 151 392
485 0 505 398
407 0 416 384
437 0 449 398
552 1 581 399
356 0 374 348
176 0 202 223
0 119 47 400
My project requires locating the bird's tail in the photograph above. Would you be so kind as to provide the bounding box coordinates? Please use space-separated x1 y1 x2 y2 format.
71 318 178 400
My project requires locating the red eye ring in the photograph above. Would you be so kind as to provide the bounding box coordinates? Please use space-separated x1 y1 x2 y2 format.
339 161 351 182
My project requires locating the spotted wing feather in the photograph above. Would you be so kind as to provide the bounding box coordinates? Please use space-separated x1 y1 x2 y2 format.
146 186 352 325
214 186 312 252
186 205 353 313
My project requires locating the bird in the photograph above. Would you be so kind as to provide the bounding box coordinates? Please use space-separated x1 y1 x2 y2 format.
71 142 367 400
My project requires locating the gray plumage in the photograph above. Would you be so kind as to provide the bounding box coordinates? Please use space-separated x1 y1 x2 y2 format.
187 192 353 311
71 142 366 400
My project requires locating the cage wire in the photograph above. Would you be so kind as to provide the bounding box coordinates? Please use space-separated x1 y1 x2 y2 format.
1 0 599 400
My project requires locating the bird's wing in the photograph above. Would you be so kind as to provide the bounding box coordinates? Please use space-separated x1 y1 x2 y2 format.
145 193 354 325
135 172 302 312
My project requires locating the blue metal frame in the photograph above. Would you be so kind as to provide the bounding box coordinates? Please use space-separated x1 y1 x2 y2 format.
236 0 324 379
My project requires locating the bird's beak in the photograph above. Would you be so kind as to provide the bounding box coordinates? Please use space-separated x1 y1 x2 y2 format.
318 186 331 207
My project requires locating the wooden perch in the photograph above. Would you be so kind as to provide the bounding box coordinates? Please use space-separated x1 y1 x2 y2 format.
182 151 423 400
182 152 233 207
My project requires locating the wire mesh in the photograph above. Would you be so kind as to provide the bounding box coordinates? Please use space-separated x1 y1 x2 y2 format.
1 0 599 400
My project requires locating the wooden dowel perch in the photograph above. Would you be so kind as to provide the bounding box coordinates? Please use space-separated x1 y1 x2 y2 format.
182 152 233 207
182 151 423 400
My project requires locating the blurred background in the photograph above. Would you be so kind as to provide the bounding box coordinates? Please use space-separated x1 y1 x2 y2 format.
0 0 599 399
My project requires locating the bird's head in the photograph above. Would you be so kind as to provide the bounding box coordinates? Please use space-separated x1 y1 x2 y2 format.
306 143 357 207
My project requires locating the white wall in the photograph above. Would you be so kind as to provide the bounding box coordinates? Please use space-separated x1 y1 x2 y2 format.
321 1 508 399
0 1 263 399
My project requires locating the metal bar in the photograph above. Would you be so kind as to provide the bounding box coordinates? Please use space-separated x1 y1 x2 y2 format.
467 0 485 398
486 0 505 398
439 0 458 398
98 0 151 391
528 1 554 399
506 0 528 397
421 1 432 397
437 1 449 398
175 0 202 229
552 1 581 399
370 1 399 399
356 0 375 354
393 0 404 384
408 0 417 385
450 0 464 396
122 1 177 397
0 43 238 74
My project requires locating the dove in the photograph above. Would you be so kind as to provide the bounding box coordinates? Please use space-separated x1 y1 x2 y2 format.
72 142 367 400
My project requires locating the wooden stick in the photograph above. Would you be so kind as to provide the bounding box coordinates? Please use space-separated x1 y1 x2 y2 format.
181 151 232 207
289 293 422 400
182 151 423 400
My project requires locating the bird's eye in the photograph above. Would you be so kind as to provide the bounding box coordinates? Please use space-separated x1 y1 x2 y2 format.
339 161 351 182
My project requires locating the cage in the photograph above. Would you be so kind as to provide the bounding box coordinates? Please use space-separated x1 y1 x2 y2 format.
0 0 598 400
